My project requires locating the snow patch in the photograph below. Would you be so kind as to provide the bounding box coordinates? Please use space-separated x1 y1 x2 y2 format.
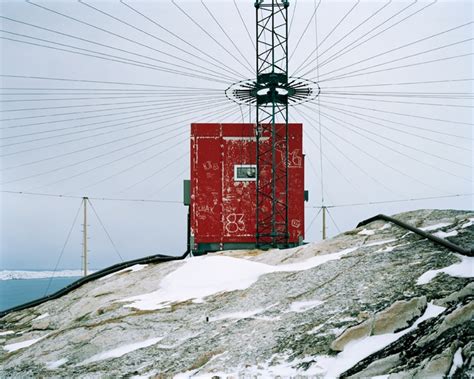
34 313 49 321
433 230 458 238
99 264 148 281
3 334 49 352
419 222 452 231
374 241 411 254
461 218 474 228
364 239 398 248
174 354 313 379
80 337 162 365
131 373 157 379
307 324 325 334
277 246 359 271
0 331 15 336
417 254 474 285
210 303 277 321
210 309 264 322
121 248 358 311
46 358 68 369
448 347 463 376
0 270 92 280
288 300 324 313
121 257 275 310
330 327 347 336
379 223 392 230
358 228 375 236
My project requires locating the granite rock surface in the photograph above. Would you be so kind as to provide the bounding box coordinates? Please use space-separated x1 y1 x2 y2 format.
1 209 472 378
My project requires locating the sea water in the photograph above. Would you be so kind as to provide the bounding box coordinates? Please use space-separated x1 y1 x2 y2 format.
0 276 80 311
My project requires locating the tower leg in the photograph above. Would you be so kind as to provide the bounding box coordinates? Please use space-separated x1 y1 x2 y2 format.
255 0 290 249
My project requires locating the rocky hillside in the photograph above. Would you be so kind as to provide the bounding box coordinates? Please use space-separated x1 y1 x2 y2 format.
1 209 473 378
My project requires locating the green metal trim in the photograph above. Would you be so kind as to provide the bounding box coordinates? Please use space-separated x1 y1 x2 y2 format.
183 179 191 206
192 241 302 256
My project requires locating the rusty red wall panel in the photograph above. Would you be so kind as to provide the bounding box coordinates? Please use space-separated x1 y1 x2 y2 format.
191 131 222 243
190 123 304 248
222 130 257 242
191 123 220 137
287 124 305 241
221 123 255 137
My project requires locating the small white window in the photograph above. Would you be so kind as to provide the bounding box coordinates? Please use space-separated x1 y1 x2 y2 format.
234 164 256 181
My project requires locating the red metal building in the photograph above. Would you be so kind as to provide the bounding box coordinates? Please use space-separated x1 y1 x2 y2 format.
183 123 306 255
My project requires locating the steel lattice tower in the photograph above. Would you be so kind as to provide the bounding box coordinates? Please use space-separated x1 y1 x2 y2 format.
255 0 290 247
226 0 317 249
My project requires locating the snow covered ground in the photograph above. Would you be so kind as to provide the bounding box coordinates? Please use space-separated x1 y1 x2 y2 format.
307 303 446 378
433 230 458 238
1 209 472 378
288 299 324 313
79 337 163 365
33 313 49 321
177 303 446 378
419 222 453 232
3 334 50 353
120 246 360 311
121 238 419 312
99 264 147 281
417 254 474 285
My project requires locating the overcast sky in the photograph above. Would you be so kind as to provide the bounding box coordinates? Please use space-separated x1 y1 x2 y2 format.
0 0 472 270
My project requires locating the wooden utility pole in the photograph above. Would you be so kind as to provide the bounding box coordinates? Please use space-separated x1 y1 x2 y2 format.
322 206 327 240
82 197 88 276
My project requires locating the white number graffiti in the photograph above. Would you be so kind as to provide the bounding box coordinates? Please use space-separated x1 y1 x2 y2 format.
203 161 219 171
291 219 301 228
225 213 245 233
289 149 302 168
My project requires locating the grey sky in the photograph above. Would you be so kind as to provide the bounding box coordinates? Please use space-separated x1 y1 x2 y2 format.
0 0 472 270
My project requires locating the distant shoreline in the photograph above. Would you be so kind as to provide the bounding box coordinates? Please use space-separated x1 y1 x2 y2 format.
0 270 96 281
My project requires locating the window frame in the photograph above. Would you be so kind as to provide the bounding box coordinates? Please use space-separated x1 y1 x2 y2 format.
234 164 257 182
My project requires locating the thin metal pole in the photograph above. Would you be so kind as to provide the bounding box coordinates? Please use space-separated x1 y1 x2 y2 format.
322 205 327 240
82 196 88 276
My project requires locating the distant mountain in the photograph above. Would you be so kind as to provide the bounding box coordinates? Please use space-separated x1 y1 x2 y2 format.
1 209 472 378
